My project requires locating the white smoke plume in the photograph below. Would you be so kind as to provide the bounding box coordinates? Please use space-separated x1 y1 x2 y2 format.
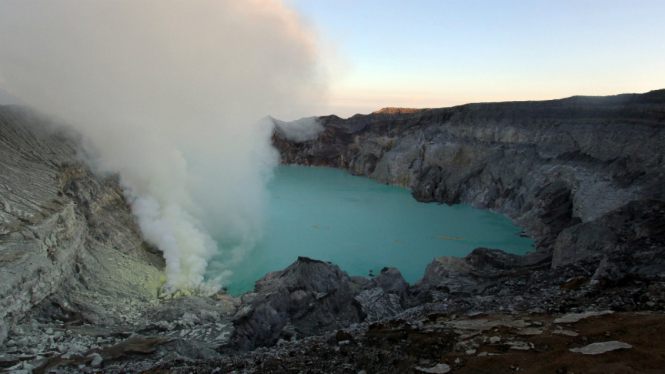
274 116 325 142
0 0 327 294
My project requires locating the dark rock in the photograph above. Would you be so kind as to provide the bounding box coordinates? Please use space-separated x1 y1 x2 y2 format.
232 258 419 350
372 267 409 297
272 90 665 267
232 257 366 350
413 247 551 299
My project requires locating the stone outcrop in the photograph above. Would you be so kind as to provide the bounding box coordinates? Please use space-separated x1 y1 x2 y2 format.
0 105 164 344
272 90 665 279
413 247 551 298
0 105 247 371
231 257 410 350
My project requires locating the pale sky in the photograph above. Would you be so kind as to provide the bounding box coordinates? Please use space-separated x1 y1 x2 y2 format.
289 0 665 118
1 1 663 120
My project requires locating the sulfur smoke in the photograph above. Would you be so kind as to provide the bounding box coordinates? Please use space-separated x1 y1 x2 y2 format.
273 117 325 142
0 0 326 294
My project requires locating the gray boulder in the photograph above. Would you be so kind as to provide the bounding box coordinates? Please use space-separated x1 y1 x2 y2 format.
232 257 413 350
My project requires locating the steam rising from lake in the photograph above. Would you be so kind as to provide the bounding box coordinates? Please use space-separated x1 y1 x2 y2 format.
0 0 327 294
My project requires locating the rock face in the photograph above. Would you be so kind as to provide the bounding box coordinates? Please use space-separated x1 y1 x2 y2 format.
273 90 665 279
232 257 410 350
0 105 164 344
413 247 551 298
0 105 247 371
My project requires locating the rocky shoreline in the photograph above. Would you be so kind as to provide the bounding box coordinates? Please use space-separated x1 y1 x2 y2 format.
274 90 665 256
1 90 665 373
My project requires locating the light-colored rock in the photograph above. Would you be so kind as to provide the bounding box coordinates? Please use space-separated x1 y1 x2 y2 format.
552 330 579 337
517 327 543 335
554 310 613 324
21 362 35 372
414 363 451 373
182 313 201 325
355 288 402 322
570 341 632 355
0 106 164 344
489 336 501 344
89 353 103 367
448 318 530 333
510 341 532 350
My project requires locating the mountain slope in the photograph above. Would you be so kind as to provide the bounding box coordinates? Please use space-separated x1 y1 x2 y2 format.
0 105 164 344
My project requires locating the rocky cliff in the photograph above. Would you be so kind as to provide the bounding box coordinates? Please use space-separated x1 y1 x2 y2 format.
2 91 665 372
0 105 168 345
273 90 665 276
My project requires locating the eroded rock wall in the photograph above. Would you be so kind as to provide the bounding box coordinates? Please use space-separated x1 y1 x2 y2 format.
273 90 665 263
0 106 164 344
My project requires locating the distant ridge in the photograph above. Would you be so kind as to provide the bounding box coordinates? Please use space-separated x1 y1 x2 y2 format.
373 107 429 115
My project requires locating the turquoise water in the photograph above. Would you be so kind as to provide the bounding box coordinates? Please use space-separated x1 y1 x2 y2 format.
213 166 533 295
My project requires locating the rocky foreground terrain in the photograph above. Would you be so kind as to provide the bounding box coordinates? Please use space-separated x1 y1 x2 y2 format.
1 91 664 373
